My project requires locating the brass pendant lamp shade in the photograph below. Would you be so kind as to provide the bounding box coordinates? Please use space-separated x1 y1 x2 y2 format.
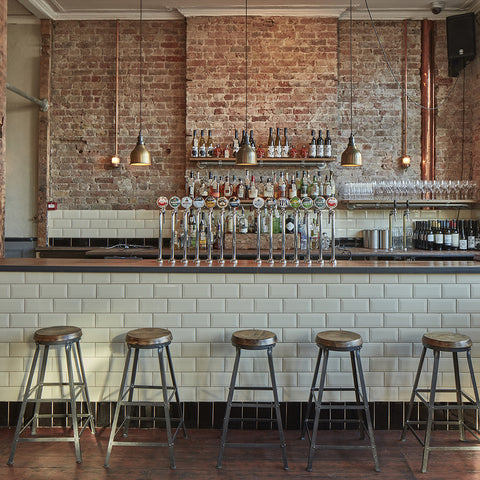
236 0 257 166
341 0 362 167
130 0 151 166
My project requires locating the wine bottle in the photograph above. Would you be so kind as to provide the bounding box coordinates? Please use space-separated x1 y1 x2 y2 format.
316 130 324 158
282 128 289 158
206 130 214 157
191 130 198 157
198 129 206 157
324 129 332 157
451 220 459 250
459 220 468 250
267 127 274 158
309 130 316 158
233 130 240 157
274 127 282 157
467 219 476 250
426 221 434 251
443 220 452 251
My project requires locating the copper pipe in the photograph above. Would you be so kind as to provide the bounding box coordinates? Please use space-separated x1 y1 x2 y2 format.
403 20 408 156
420 20 435 181
115 20 119 158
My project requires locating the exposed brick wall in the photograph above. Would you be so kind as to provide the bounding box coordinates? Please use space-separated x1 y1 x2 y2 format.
44 16 478 211
49 20 186 209
0 0 6 256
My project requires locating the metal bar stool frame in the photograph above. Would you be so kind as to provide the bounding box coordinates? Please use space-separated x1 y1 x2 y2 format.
401 333 480 473
301 331 380 472
104 332 187 469
8 328 95 465
217 332 289 470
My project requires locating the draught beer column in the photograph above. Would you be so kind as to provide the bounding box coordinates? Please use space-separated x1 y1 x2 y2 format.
169 196 181 264
327 196 338 265
180 196 193 264
302 196 313 265
217 197 228 265
193 197 205 265
290 196 301 265
229 197 240 264
314 196 326 265
205 196 217 265
278 197 290 266
156 196 168 265
253 197 265 265
266 198 277 265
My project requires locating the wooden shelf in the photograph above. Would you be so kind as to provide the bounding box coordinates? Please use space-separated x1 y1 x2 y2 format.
189 157 335 166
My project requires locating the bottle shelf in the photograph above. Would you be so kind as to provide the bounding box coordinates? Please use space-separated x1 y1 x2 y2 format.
189 157 335 166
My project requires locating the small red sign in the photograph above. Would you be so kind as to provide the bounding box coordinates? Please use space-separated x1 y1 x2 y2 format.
47 201 57 210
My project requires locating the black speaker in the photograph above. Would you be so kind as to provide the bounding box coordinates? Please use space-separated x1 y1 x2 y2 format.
446 13 476 77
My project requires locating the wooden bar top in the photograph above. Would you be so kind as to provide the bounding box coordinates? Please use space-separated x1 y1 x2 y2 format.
1 258 480 274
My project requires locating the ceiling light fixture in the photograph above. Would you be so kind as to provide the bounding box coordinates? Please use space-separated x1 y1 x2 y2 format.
341 0 362 167
130 0 151 166
235 0 257 166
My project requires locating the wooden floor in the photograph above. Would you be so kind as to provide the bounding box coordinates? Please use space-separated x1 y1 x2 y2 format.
2 427 480 479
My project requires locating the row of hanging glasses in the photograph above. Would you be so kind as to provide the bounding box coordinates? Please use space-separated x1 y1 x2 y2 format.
341 180 478 201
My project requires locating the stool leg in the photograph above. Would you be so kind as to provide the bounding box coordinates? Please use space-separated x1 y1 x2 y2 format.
166 345 187 439
401 346 427 441
307 347 329 472
453 351 465 441
7 344 41 465
267 346 289 470
466 349 480 429
422 349 440 473
355 349 380 472
75 341 95 434
105 346 132 468
217 346 241 469
65 342 82 463
301 347 322 440
158 345 176 469
123 347 140 437
31 344 49 435
350 350 365 440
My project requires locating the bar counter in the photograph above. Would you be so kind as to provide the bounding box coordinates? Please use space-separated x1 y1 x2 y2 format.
1 257 479 424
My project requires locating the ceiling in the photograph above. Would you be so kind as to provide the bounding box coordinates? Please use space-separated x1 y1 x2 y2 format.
7 0 480 21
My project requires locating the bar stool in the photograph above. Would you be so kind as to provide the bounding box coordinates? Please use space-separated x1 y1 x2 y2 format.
104 328 186 469
217 329 288 470
301 330 380 472
401 331 480 472
8 326 95 465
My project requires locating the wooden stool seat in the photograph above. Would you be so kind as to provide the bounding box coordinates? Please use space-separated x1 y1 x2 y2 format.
125 328 172 347
231 329 277 349
316 330 362 351
34 326 82 344
422 331 472 351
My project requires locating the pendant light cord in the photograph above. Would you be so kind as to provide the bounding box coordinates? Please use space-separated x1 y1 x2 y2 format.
139 0 143 133
245 0 248 137
349 0 353 136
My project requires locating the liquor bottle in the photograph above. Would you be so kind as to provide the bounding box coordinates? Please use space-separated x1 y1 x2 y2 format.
274 127 282 157
273 173 279 199
233 130 240 157
237 178 246 200
267 127 274 158
459 220 468 251
309 130 317 158
249 130 256 152
249 175 258 199
210 176 220 198
278 172 287 198
198 130 206 157
289 175 297 199
199 215 207 249
451 220 459 250
426 221 434 250
300 171 309 198
310 175 320 199
206 130 214 157
224 175 232 198
316 130 324 158
191 130 199 157
282 128 290 158
443 220 452 251
257 176 265 198
286 212 295 234
224 145 232 158
264 178 274 198
188 210 196 248
324 129 332 157
475 220 480 250
329 170 336 197
467 219 476 250
186 171 195 198
324 174 332 197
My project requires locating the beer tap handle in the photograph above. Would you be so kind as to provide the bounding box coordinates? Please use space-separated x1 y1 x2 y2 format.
193 197 205 264
180 197 193 265
168 196 181 264
314 196 327 265
253 197 265 265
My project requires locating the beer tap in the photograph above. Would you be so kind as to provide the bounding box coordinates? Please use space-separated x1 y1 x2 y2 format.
266 198 277 264
389 200 397 252
168 196 181 264
217 197 228 265
314 196 327 265
180 197 193 264
156 196 168 264
326 196 338 265
205 196 217 265
253 197 265 264
229 197 240 264
278 197 290 265
403 200 410 251
302 196 314 265
290 196 301 265
193 197 205 264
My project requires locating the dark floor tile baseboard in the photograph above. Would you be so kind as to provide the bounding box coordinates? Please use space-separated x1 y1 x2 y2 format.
2 401 478 431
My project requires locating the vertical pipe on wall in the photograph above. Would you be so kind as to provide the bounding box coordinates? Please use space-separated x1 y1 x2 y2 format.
0 0 7 257
36 20 52 247
421 20 435 181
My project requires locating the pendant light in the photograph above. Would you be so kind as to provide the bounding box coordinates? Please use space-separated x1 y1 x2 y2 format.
400 20 411 169
341 0 362 167
111 20 120 167
130 0 151 166
236 0 257 166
